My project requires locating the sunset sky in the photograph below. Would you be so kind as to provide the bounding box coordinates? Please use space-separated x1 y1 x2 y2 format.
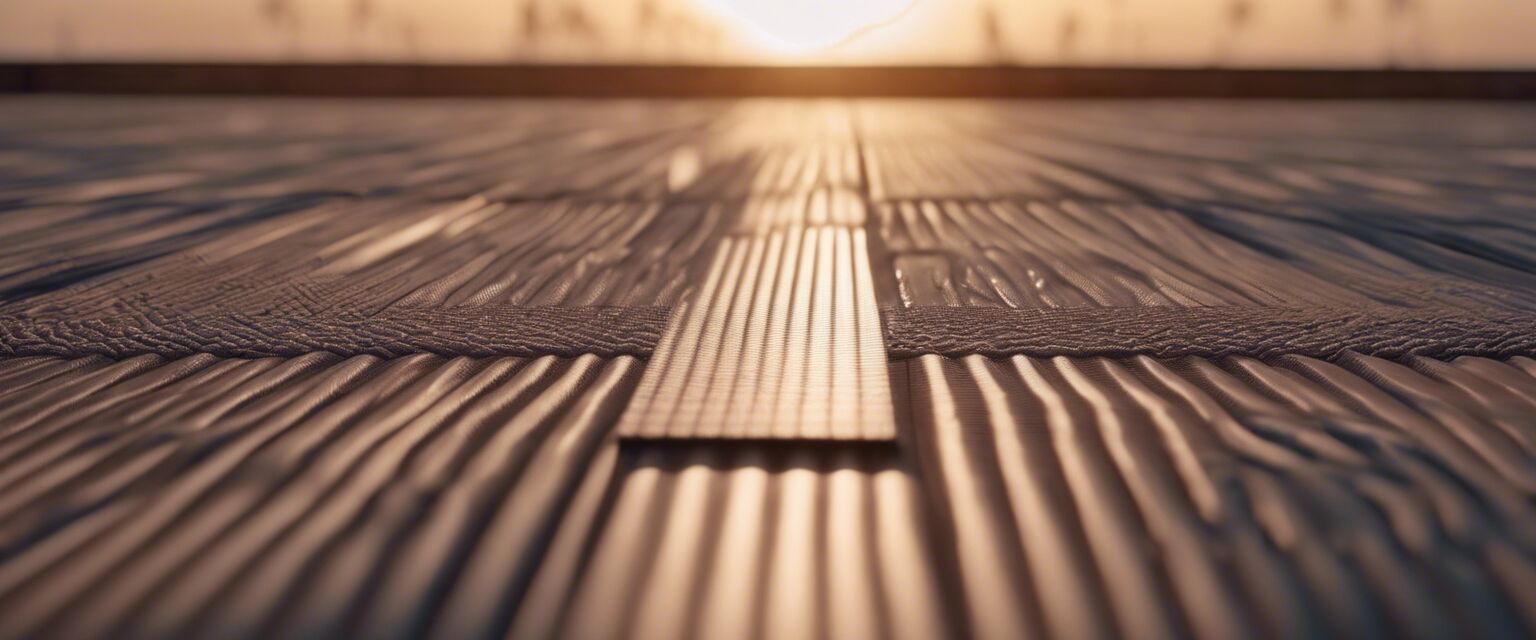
2 0 1534 67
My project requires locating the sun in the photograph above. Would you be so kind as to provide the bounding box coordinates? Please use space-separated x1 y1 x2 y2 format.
695 0 917 53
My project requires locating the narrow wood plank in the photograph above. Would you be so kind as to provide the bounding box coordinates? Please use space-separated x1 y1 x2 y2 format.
619 190 894 441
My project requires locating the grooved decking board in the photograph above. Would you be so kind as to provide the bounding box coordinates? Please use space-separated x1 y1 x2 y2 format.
0 99 860 310
874 199 1536 312
3 197 726 309
619 191 894 440
0 353 642 639
8 98 1536 362
881 306 1536 361
0 197 717 357
900 352 1536 640
0 98 859 207
544 446 952 640
857 102 1536 203
5 351 1535 638
5 97 1536 640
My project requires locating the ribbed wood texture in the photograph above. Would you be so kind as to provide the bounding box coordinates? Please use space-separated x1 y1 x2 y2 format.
902 352 1536 640
0 354 641 639
619 191 895 440
4 97 1536 639
3 352 1535 638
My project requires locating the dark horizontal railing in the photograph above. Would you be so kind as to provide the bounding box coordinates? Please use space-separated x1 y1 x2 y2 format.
2 63 1535 98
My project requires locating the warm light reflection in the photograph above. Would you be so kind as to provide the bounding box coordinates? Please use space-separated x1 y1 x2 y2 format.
693 0 916 53
6 0 1536 67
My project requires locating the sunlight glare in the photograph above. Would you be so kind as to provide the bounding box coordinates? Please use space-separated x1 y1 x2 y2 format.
694 0 916 53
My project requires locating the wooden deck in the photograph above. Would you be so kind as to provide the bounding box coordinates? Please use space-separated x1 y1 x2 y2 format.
2 97 1536 638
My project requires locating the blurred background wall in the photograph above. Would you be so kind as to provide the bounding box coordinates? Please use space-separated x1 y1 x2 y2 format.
2 0 1534 68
